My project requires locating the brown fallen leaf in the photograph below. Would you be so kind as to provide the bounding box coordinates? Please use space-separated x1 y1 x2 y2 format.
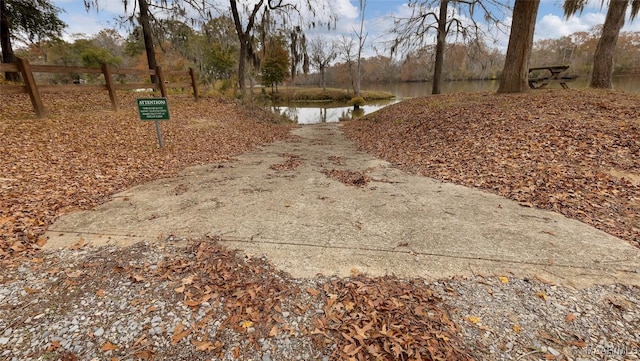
306 287 320 297
171 323 191 345
184 300 201 307
181 275 196 285
565 313 576 323
534 274 556 286
70 238 88 250
193 340 214 351
134 350 154 360
47 340 61 351
568 340 587 347
130 274 145 282
343 343 363 357
133 334 147 347
100 341 118 351
36 237 48 247
268 325 279 337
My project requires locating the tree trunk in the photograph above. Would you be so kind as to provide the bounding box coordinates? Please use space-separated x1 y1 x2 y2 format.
354 59 361 96
138 0 158 84
237 37 247 96
432 0 448 95
230 0 246 96
497 0 540 93
320 64 326 91
0 0 19 81
230 0 264 98
590 0 627 89
355 0 366 97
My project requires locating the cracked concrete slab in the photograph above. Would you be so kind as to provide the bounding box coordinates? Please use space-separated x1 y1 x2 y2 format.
45 123 640 288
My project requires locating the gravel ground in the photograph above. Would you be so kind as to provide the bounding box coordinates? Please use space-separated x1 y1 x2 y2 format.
1 239 639 361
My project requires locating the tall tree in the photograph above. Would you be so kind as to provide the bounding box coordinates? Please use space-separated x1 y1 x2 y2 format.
228 0 335 98
260 36 289 92
229 0 263 97
309 37 336 91
137 0 158 83
564 0 640 88
354 0 367 96
497 0 540 93
391 0 508 94
200 17 239 83
83 0 179 83
1 0 65 81
338 35 357 94
432 0 448 94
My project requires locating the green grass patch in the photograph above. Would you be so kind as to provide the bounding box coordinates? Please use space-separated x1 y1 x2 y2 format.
258 87 395 103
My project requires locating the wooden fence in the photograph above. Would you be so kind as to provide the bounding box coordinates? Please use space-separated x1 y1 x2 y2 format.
0 58 199 118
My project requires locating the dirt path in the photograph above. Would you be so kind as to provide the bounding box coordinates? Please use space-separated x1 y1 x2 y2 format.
45 123 640 288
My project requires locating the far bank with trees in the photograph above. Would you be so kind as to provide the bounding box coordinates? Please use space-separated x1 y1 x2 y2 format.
2 0 640 98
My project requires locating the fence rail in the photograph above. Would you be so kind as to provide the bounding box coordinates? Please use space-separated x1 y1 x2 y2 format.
0 58 199 118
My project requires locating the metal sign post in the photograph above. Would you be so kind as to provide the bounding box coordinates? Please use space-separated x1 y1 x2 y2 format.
136 98 170 148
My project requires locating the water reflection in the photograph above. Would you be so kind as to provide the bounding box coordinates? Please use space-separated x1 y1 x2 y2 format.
272 75 640 124
271 100 397 124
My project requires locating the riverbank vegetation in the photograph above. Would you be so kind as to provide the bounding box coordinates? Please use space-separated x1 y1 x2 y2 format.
299 29 640 86
6 23 640 95
256 87 394 103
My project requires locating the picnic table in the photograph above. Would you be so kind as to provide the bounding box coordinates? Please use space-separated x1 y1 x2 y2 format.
528 65 578 89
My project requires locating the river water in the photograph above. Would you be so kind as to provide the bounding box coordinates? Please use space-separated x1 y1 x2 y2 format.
273 75 640 124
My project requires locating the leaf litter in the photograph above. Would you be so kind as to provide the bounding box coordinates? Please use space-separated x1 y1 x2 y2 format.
1 93 473 359
0 92 292 259
269 153 303 171
0 238 475 360
343 89 640 248
2 89 639 360
322 169 371 187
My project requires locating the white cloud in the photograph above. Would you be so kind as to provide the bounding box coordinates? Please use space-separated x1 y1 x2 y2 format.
535 14 595 40
535 9 640 40
63 13 113 38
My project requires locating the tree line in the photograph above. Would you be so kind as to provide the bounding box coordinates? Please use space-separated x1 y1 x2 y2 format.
2 0 639 97
308 27 640 86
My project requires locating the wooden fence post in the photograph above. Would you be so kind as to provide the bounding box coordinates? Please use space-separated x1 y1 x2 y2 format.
189 68 199 101
102 63 119 111
155 66 167 97
17 58 46 118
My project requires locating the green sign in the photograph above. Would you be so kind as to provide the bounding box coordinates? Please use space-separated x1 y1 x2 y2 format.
137 97 170 121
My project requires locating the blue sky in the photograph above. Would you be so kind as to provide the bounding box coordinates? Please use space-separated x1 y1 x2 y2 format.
51 0 640 51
